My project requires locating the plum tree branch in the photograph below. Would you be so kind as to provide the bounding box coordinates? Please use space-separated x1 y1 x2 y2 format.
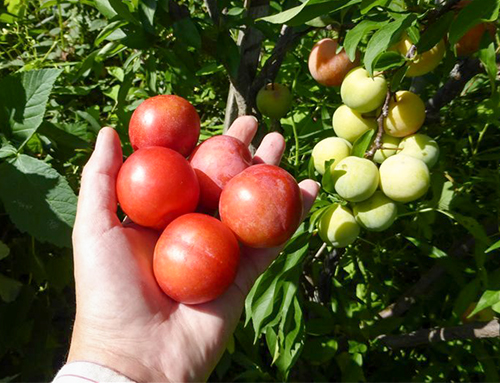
364 90 392 160
377 320 500 348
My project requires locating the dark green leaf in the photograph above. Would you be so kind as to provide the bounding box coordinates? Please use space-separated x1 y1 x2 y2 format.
390 65 408 91
405 236 448 259
0 155 77 248
0 241 9 261
373 51 406 72
479 42 498 94
321 159 337 193
360 0 390 14
486 240 500 254
470 290 500 316
351 128 375 157
0 274 22 303
418 12 453 52
173 18 202 50
344 20 382 62
139 0 156 33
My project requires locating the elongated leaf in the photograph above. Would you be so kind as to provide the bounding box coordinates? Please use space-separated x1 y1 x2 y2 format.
0 274 22 303
173 18 202 50
344 20 383 61
360 0 390 14
470 290 500 317
418 12 453 52
364 13 416 75
373 51 406 72
0 155 77 248
486 240 500 254
351 128 375 157
139 0 156 33
0 69 62 147
479 42 498 95
405 236 448 259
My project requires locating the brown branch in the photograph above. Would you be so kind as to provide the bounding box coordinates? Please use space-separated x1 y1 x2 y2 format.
364 90 392 160
377 320 500 348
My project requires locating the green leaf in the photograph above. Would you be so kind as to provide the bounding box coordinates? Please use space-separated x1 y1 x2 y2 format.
344 20 382 62
0 143 17 159
302 337 337 364
351 128 375 158
438 211 491 246
364 13 417 75
0 274 22 303
94 20 127 46
373 51 406 72
486 240 500 254
0 69 62 147
139 0 156 33
321 159 337 194
470 290 500 317
418 12 453 52
448 0 500 46
0 155 77 248
94 0 118 19
360 0 390 14
0 241 9 261
479 42 498 95
173 18 202 50
405 236 448 259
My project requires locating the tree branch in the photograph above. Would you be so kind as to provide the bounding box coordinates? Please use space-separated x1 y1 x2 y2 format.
365 90 392 160
377 320 500 348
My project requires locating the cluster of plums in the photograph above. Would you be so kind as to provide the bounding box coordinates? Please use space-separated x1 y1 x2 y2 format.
116 95 303 304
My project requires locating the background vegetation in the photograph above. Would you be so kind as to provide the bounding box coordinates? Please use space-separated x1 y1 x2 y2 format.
0 0 499 381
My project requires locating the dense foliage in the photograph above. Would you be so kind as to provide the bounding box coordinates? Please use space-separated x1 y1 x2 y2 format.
1 0 499 381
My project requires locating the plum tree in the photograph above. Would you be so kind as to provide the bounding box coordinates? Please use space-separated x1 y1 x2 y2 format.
308 38 360 87
384 91 426 137
256 83 292 119
398 134 440 168
311 137 352 175
379 155 430 203
353 191 397 232
332 156 379 202
340 67 388 113
332 105 377 143
373 134 401 164
395 34 445 77
319 203 360 248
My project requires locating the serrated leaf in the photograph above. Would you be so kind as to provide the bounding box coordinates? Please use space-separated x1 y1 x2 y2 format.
0 241 10 261
0 155 77 248
364 13 417 75
344 20 383 62
449 0 500 46
351 128 375 157
0 69 62 147
373 51 406 72
0 274 22 303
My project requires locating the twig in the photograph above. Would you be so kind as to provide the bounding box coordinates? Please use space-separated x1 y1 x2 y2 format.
203 0 220 26
377 320 500 348
364 90 392 160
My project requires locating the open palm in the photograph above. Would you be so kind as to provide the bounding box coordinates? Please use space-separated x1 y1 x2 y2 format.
69 116 318 382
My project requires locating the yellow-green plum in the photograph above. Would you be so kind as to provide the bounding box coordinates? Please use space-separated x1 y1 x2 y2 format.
396 35 445 77
340 67 388 113
332 156 379 202
398 133 439 168
379 155 430 203
256 83 292 119
319 203 360 248
311 137 352 175
332 105 377 143
353 191 397 232
384 91 425 138
373 134 401 164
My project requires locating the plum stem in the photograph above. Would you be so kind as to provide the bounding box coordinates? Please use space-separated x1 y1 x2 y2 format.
364 90 392 160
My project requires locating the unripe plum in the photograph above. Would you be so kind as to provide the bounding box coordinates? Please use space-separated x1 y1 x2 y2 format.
308 38 360 87
398 133 439 168
384 91 425 138
219 164 303 248
154 213 239 304
332 156 379 202
256 83 292 119
395 35 445 77
311 137 352 175
319 203 360 248
129 95 201 157
341 67 388 113
353 191 397 232
116 146 199 230
373 134 401 164
379 154 430 203
189 135 252 210
332 105 377 143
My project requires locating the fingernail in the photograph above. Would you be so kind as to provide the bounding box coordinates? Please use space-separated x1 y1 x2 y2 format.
315 181 321 189
250 115 258 123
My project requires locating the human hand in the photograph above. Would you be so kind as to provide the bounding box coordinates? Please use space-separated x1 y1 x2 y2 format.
68 116 319 382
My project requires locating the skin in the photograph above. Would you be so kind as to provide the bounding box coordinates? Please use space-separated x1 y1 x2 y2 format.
379 154 430 203
332 156 379 202
154 213 240 304
373 134 401 164
189 135 252 210
396 36 445 77
311 137 352 175
69 117 319 382
332 104 377 143
219 164 303 248
256 83 292 119
398 133 440 168
308 38 360 87
129 95 201 157
384 90 426 138
318 203 360 248
116 147 200 230
340 67 388 113
353 191 397 232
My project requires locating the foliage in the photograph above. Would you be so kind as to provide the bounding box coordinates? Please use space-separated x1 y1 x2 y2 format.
0 0 499 381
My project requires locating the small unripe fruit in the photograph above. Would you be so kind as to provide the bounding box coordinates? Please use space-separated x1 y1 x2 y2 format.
398 134 440 168
256 83 292 119
311 137 352 175
384 91 426 138
319 203 360 248
332 105 377 143
379 155 430 203
341 67 388 113
308 38 360 87
373 134 401 164
332 156 379 202
353 191 397 232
